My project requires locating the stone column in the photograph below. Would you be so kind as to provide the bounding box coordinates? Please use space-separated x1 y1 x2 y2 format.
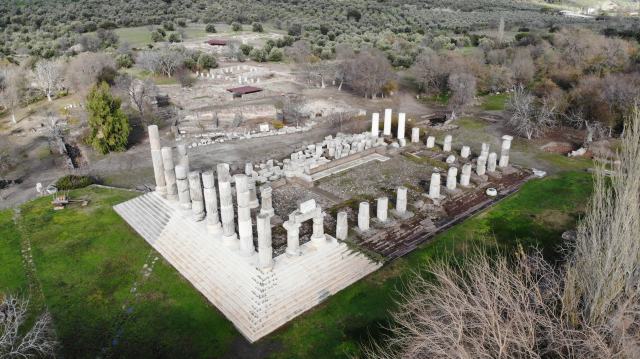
175 164 192 211
411 127 420 143
257 213 274 271
487 152 497 172
235 174 255 257
284 221 301 258
218 164 238 246
371 113 379 137
248 178 259 209
397 113 405 139
429 173 441 199
460 146 470 158
148 125 166 197
358 202 370 231
177 144 189 174
260 185 274 216
500 135 513 168
481 142 491 159
335 212 348 240
202 171 222 234
477 156 487 176
377 197 388 222
460 164 472 186
383 108 392 135
310 211 327 247
188 171 205 221
443 135 452 152
396 187 407 213
446 167 458 190
245 163 253 176
426 136 435 148
161 147 179 202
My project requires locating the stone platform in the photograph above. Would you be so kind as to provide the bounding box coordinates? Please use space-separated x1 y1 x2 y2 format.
114 192 381 342
311 153 390 181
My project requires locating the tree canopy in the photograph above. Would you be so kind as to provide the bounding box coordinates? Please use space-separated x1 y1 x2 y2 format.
86 82 130 154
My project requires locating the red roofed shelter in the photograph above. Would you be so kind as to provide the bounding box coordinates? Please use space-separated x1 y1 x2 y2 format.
226 86 263 97
205 40 228 46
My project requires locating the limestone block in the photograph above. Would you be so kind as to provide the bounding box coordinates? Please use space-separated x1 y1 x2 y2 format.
460 164 472 187
446 155 456 164
260 185 274 216
298 198 316 214
371 113 379 137
501 135 513 149
336 212 348 240
245 163 253 176
447 167 458 190
481 142 491 158
399 139 406 147
499 148 510 168
426 136 435 148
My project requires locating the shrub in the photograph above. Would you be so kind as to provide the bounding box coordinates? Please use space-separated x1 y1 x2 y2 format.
205 24 216 33
268 47 284 62
241 44 253 56
168 33 180 43
197 53 217 69
252 22 263 32
55 175 93 190
232 22 242 31
515 33 529 42
271 121 284 129
115 54 132 68
150 30 164 42
249 48 268 62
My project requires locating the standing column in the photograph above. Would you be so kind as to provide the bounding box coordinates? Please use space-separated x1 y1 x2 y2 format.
175 164 191 211
257 213 274 272
177 144 189 174
481 142 491 159
411 128 420 143
500 135 513 168
260 185 274 216
397 113 406 139
446 167 458 190
335 212 348 240
429 173 441 199
383 108 392 135
377 197 388 222
426 136 435 148
371 113 380 137
443 135 452 152
358 202 370 231
148 125 166 197
396 187 407 213
245 163 253 176
218 164 238 246
161 147 178 202
202 171 222 234
284 221 301 258
248 178 259 209
460 164 472 186
189 171 205 221
460 146 470 158
235 174 255 257
477 156 487 176
487 152 497 172
310 211 327 247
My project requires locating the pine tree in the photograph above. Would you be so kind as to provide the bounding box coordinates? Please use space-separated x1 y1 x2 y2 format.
86 82 130 154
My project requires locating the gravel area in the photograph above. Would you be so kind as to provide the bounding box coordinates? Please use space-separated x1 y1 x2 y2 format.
316 156 437 203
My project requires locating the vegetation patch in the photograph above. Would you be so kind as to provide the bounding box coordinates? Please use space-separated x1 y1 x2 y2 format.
55 175 93 190
481 93 508 111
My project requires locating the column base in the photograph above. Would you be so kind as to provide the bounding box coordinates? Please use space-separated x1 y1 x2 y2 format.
240 244 255 257
310 234 327 247
222 233 239 247
260 208 275 217
155 186 167 197
259 260 275 272
286 248 301 258
249 200 260 209
206 222 222 234
193 212 205 221
167 194 179 203
180 203 192 211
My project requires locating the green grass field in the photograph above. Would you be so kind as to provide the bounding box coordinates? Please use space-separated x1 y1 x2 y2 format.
112 26 208 47
481 93 509 111
0 171 594 358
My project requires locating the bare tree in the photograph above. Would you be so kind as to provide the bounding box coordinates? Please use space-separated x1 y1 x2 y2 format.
565 109 606 143
114 73 157 125
447 73 477 119
412 49 449 96
345 49 396 99
0 66 24 123
497 16 505 42
283 95 306 127
510 48 535 86
506 85 558 140
0 292 58 358
225 41 244 62
136 49 185 77
176 28 187 42
30 59 64 101
65 52 117 94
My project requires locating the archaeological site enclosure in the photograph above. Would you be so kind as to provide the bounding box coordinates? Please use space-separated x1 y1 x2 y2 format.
115 109 534 341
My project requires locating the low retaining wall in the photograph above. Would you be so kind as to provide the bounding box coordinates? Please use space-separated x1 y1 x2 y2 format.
309 147 389 175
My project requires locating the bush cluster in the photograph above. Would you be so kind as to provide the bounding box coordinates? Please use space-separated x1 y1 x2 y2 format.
55 175 93 190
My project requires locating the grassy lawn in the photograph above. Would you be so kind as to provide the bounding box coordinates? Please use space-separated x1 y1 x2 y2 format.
480 93 509 111
1 171 593 358
111 26 208 47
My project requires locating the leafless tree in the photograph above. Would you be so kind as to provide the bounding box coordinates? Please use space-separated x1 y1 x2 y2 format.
480 65 514 94
497 16 505 42
136 49 185 77
334 44 355 91
283 95 306 127
0 292 58 358
309 60 338 88
412 49 449 96
0 65 24 123
225 40 244 61
447 73 477 119
114 73 157 125
506 85 558 139
345 49 396 99
176 28 187 42
65 52 117 94
29 59 64 101
292 40 315 86
510 48 535 86
565 109 606 143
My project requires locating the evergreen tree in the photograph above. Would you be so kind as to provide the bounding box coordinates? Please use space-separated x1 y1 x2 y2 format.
86 83 130 154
